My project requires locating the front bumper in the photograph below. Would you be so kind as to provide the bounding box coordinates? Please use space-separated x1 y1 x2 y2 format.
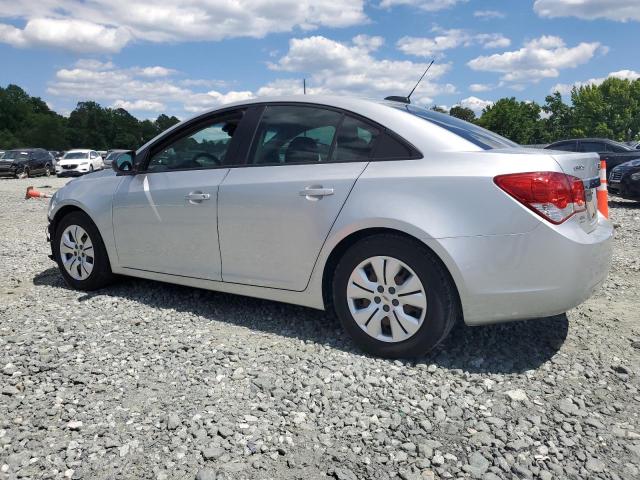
439 215 614 325
56 165 91 176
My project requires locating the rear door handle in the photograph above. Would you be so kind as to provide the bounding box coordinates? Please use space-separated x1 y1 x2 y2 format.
185 192 211 203
299 186 334 198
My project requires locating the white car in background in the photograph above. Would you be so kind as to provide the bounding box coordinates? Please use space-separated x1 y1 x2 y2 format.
56 149 104 177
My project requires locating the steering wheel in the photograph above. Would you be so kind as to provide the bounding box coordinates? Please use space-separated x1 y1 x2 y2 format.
191 152 220 166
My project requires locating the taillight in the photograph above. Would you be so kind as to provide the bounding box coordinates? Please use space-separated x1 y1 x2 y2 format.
494 172 587 224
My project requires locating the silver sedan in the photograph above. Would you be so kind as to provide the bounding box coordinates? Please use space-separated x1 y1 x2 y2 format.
47 96 613 357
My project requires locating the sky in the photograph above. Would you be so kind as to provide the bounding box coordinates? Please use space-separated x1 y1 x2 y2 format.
0 0 638 120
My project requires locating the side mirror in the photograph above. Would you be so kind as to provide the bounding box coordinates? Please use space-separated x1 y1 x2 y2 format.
112 151 135 174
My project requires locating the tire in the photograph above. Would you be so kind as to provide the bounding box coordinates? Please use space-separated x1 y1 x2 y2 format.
44 164 51 177
332 234 459 358
16 167 29 179
53 211 114 290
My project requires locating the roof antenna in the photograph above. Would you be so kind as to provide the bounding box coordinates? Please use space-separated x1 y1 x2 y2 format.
303 78 306 95
385 59 435 104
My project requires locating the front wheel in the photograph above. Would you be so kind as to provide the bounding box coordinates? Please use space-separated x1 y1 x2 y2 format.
332 234 459 358
16 167 29 179
53 211 114 290
44 164 51 177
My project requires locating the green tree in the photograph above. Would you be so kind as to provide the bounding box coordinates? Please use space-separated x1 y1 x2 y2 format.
477 97 546 144
449 106 476 123
542 91 573 142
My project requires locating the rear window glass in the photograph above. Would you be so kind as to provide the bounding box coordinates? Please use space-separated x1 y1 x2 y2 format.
390 103 518 150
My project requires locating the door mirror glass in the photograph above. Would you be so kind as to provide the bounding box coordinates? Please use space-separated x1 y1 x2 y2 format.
112 151 135 173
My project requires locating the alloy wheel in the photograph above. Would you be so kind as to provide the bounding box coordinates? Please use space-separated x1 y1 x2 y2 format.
346 255 427 343
59 225 95 280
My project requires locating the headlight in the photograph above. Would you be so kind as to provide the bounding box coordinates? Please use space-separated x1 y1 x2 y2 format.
631 172 640 181
48 191 58 218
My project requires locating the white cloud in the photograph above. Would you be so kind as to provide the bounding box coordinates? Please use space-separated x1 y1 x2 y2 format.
0 18 131 53
474 10 506 20
47 59 254 117
467 35 604 83
456 96 493 115
397 29 510 57
551 69 640 95
0 1 367 52
469 83 492 92
534 0 640 22
268 35 456 102
379 0 466 11
112 99 166 111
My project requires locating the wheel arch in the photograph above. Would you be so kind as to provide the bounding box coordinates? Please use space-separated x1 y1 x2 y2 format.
320 227 463 315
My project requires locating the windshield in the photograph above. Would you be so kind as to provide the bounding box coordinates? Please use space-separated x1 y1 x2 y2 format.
64 152 89 159
389 103 519 150
2 151 29 160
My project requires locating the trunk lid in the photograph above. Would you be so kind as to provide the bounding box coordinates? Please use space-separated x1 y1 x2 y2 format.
551 152 601 233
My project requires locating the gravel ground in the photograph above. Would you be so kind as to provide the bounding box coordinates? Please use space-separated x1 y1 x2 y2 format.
1 176 639 480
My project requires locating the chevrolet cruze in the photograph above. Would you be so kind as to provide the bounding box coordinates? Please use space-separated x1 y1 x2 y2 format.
47 96 613 357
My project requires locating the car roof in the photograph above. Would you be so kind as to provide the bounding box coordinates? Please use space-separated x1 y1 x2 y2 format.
66 149 93 153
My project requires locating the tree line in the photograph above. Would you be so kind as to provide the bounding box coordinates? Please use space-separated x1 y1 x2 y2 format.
2 77 640 151
445 77 640 145
0 84 180 151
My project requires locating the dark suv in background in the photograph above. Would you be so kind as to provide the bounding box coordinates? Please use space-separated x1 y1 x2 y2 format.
0 148 54 178
545 138 640 178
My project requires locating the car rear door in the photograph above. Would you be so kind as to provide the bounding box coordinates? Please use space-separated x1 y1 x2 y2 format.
112 109 247 280
217 104 382 291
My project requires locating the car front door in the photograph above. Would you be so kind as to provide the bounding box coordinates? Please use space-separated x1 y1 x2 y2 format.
112 109 246 280
218 105 383 291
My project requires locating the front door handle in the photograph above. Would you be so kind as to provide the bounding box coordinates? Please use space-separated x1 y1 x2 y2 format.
185 192 211 203
299 186 334 198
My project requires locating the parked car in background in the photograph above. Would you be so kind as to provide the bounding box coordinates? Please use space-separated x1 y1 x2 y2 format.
46 96 613 357
98 151 108 159
545 138 640 177
0 150 5 158
609 159 640 200
0 148 53 178
103 149 129 167
56 149 104 177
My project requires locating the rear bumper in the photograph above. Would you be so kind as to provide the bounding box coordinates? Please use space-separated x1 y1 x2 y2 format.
440 216 614 325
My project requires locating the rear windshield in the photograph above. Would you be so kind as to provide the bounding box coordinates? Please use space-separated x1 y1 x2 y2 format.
64 152 89 159
390 103 518 150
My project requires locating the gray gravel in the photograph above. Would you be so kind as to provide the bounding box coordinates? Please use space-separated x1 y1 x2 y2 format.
1 176 639 480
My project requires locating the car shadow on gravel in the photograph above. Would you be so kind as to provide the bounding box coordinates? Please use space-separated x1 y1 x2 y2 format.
33 267 568 374
609 199 640 209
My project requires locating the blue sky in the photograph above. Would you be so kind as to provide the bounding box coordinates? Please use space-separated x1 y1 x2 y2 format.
0 0 638 119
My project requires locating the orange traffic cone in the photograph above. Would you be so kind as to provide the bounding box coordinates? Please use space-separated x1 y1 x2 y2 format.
25 186 52 199
596 160 608 218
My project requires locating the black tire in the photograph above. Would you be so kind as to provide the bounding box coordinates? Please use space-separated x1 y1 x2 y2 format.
16 167 29 179
53 211 114 290
89 165 94 173
332 234 459 358
44 164 51 177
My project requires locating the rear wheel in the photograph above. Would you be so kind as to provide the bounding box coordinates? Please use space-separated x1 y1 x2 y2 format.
44 164 51 177
53 211 114 290
332 234 459 358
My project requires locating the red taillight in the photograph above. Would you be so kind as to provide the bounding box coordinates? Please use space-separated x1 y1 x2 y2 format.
494 172 587 224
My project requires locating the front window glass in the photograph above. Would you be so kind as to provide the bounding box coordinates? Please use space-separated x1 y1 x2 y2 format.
148 112 243 171
64 152 89 159
390 103 518 150
249 106 342 165
3 151 29 160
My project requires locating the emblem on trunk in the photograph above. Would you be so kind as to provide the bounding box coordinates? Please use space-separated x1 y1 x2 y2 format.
574 165 585 171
